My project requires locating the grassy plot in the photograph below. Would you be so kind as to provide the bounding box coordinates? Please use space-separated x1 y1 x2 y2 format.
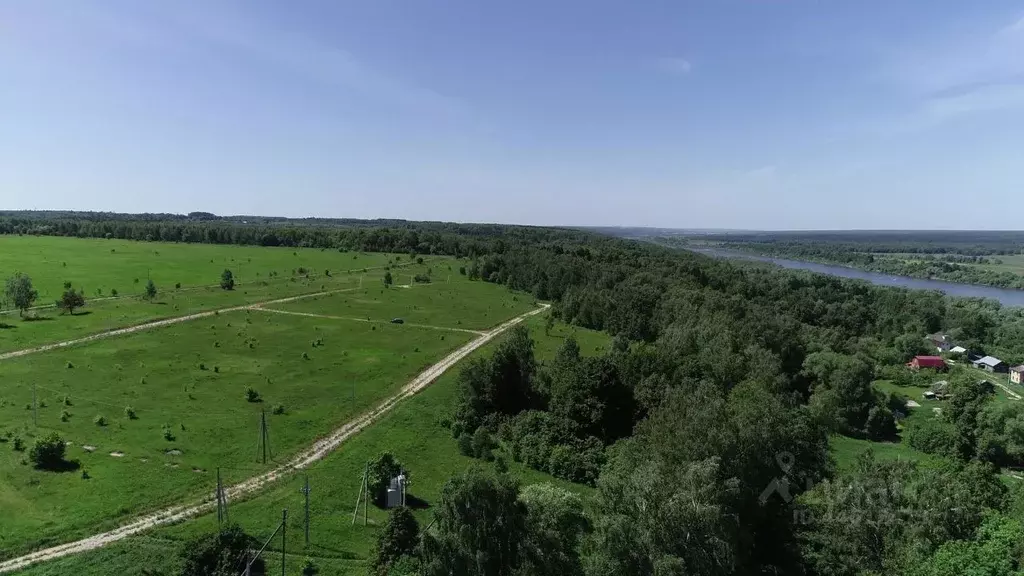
11 316 611 576
0 273 371 353
0 235 402 303
0 310 471 558
272 275 535 331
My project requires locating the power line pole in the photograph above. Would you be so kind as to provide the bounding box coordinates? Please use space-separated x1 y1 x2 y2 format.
364 461 369 525
300 475 311 547
32 384 37 427
217 467 228 525
281 509 287 576
256 409 271 464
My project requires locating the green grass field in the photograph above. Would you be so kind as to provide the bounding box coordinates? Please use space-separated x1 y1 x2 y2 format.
0 236 543 563
0 235 401 303
11 316 611 576
0 308 472 556
272 277 535 331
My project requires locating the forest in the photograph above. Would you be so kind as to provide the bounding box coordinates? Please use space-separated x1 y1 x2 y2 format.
7 212 1024 575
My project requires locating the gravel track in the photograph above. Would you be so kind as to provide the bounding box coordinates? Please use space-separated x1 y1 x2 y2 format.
0 303 548 573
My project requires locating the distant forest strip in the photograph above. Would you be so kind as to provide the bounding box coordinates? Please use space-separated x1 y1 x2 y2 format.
659 234 1024 291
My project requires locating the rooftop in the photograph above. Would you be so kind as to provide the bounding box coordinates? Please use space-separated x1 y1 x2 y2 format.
976 356 1004 367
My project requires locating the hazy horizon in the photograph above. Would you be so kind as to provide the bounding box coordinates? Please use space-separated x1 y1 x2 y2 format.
4 1 1024 229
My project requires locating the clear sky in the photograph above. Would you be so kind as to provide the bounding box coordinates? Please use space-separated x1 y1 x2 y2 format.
3 1 1024 229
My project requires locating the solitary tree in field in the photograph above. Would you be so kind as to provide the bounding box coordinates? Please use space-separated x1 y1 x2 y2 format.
384 271 393 287
5 273 38 317
29 432 67 470
144 279 157 300
220 269 235 290
56 282 86 315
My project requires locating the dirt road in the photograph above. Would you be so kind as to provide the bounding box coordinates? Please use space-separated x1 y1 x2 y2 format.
0 304 548 574
0 287 363 362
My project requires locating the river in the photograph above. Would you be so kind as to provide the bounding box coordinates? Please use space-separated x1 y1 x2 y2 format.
693 248 1024 308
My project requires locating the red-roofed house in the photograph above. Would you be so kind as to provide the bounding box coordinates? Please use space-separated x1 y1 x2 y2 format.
908 356 948 371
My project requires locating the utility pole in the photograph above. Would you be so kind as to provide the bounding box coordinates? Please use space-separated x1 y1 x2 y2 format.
281 509 287 576
256 409 271 464
32 384 37 427
216 468 228 525
300 475 311 546
364 462 369 525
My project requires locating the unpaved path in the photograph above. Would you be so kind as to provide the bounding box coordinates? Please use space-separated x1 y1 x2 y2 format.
0 258 422 316
0 304 548 573
254 307 487 335
0 287 362 362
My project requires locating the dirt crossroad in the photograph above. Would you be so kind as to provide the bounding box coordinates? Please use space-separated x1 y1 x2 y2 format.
0 304 548 573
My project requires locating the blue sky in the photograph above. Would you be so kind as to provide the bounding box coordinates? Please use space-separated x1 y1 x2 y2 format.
3 1 1024 229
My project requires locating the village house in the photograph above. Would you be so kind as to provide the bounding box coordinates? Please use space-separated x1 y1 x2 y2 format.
1012 365 1024 385
908 356 948 371
926 333 952 352
973 356 1009 373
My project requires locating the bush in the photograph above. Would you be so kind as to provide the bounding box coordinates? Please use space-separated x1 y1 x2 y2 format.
175 282 181 289
60 410 71 422
29 432 67 469
94 415 107 427
162 425 175 441
12 436 25 452
124 406 137 420
471 427 496 461
864 406 897 440
302 558 318 576
180 524 263 576
245 387 261 403
272 404 285 415
62 395 72 406
220 269 235 290
906 417 958 456
413 274 431 283
367 452 407 506
110 288 118 297
457 433 474 457
459 266 467 275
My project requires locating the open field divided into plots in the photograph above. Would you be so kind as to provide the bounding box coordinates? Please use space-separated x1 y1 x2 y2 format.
0 236 541 569
4 314 611 576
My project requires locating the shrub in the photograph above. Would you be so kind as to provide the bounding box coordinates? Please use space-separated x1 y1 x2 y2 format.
199 363 206 370
29 432 66 469
459 266 467 275
302 558 318 576
213 366 219 373
302 352 310 360
245 387 261 403
124 406 137 420
457 433 474 457
272 404 285 415
175 282 181 289
110 288 118 297
12 436 25 452
66 361 74 369
220 269 235 290
61 410 71 422
906 417 958 456
162 426 175 441
367 452 407 506
471 427 496 461
413 274 431 283
63 395 72 406
94 415 107 427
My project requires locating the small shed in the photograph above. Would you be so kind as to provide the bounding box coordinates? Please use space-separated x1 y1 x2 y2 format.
1011 365 1024 385
908 356 948 371
973 356 1009 373
385 473 407 508
929 380 951 400
950 346 968 355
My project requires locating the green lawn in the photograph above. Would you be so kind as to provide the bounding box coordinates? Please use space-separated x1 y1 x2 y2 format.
10 316 611 576
0 235 403 303
0 302 479 557
272 273 535 331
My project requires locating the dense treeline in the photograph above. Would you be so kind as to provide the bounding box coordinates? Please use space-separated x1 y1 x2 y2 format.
675 230 1024 256
31 213 1024 574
